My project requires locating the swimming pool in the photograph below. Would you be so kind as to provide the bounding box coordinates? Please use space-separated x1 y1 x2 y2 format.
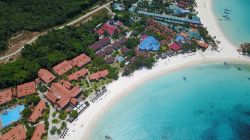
0 105 25 128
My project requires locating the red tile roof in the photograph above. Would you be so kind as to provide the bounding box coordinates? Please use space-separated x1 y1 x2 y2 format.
29 100 46 123
0 88 14 105
45 91 58 103
52 60 73 76
70 54 91 68
31 123 46 140
17 81 36 98
49 81 81 109
67 69 88 81
0 125 26 140
169 43 181 52
89 70 109 81
59 80 73 90
89 37 111 52
97 23 119 35
70 98 78 106
38 69 56 84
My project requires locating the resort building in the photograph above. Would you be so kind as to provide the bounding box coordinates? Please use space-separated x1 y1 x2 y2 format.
67 69 88 81
70 54 91 68
175 35 186 44
137 11 201 26
89 37 111 52
28 100 46 123
196 40 209 49
97 23 120 36
52 60 73 76
111 41 122 50
121 47 130 54
31 123 46 140
0 124 26 140
139 36 160 51
96 51 106 58
17 81 36 98
105 56 115 64
169 4 190 15
38 69 56 84
0 88 14 105
169 42 181 52
46 80 82 110
89 70 109 81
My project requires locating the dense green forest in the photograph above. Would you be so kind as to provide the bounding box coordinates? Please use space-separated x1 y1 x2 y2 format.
0 0 103 52
0 11 113 89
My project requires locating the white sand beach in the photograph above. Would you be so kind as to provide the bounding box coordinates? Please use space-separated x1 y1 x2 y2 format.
61 1 250 140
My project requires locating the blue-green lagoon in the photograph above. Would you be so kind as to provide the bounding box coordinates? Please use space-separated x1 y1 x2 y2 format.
212 0 250 46
90 63 250 140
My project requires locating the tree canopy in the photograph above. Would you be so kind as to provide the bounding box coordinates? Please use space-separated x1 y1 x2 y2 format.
0 11 111 89
0 0 103 52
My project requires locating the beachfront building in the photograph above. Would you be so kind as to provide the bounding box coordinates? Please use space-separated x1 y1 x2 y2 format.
169 42 181 52
175 35 187 44
28 100 46 123
137 11 201 26
67 69 88 81
31 123 46 140
89 70 109 81
70 54 91 68
46 80 82 111
0 88 14 105
38 69 56 84
17 81 36 98
0 124 26 140
196 40 209 49
139 36 160 51
52 60 73 76
89 37 111 52
169 4 190 16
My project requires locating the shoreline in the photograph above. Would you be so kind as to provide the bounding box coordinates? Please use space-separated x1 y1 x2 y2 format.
63 0 250 140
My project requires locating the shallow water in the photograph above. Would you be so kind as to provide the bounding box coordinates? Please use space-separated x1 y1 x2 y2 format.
89 63 250 140
212 0 250 46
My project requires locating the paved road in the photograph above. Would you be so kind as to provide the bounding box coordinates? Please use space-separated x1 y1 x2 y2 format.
0 1 112 61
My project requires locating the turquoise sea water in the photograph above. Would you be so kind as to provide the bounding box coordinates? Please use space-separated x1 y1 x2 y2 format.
212 0 250 46
0 105 24 128
90 63 250 140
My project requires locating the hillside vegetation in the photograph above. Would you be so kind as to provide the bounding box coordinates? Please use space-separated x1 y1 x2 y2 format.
0 0 102 52
0 10 112 89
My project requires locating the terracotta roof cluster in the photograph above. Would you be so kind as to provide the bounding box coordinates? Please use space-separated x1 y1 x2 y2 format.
105 56 115 64
17 81 36 98
67 69 88 81
38 69 56 84
89 37 111 52
0 125 26 140
97 23 120 35
46 80 81 109
121 47 130 54
0 88 14 105
89 70 109 81
52 60 73 76
31 123 46 140
70 54 91 68
29 100 46 123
